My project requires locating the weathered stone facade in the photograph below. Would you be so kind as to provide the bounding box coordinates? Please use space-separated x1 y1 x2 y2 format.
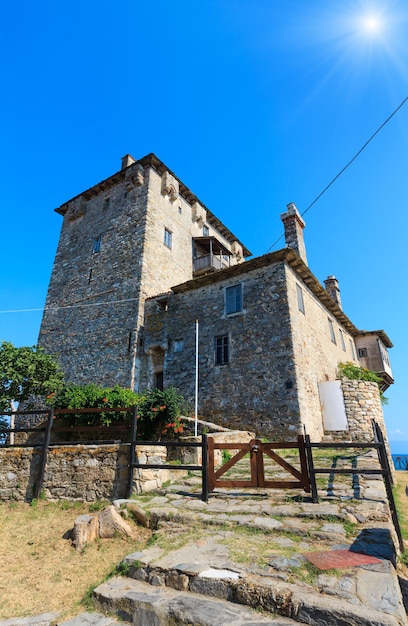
140 251 382 441
341 379 387 440
37 153 394 444
38 154 248 389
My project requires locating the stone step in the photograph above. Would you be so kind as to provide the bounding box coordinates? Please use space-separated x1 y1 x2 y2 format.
93 574 404 626
92 576 299 625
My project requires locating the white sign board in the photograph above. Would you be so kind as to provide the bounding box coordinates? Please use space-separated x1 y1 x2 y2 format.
318 380 348 431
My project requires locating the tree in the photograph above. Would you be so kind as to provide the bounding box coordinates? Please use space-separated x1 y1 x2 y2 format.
0 341 64 412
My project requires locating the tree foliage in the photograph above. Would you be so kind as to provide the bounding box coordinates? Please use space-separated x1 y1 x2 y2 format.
0 341 64 411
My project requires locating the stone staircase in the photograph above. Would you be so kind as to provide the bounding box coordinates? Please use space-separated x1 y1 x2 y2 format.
2 447 407 626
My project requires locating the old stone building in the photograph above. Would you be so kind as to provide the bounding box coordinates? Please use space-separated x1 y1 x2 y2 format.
38 153 393 440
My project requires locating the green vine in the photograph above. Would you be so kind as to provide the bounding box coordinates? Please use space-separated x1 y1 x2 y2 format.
338 362 388 405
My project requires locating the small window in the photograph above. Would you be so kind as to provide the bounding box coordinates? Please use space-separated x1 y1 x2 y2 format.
203 225 209 236
92 236 101 253
296 284 305 314
358 348 368 358
328 319 336 344
339 329 346 351
178 206 182 214
226 284 242 315
215 335 229 365
173 340 184 353
164 228 172 249
349 339 357 360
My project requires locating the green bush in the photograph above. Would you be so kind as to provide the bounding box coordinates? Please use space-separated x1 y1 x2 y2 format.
48 383 188 440
49 383 139 426
137 387 187 439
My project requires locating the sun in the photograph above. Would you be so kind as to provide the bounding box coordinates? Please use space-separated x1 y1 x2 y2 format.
362 14 382 33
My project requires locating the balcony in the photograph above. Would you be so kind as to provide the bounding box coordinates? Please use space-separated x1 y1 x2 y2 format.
193 237 232 277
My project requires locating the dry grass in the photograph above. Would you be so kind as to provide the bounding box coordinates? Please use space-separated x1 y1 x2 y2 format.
0 500 150 622
395 471 408 539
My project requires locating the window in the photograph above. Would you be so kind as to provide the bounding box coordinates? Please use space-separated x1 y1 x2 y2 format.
358 348 368 358
203 225 209 236
349 339 357 360
215 335 229 365
328 319 336 344
296 284 305 314
173 340 184 353
226 284 242 315
92 236 101 253
164 228 172 249
339 329 346 351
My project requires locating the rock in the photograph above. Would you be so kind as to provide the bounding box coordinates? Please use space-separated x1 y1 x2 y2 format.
124 502 149 527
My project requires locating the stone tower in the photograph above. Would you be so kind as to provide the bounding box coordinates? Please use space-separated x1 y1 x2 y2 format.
38 154 250 390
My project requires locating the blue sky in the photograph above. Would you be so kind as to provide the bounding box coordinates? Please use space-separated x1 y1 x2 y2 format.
1 0 407 446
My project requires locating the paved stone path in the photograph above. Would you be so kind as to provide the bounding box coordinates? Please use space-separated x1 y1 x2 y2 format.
1 449 407 625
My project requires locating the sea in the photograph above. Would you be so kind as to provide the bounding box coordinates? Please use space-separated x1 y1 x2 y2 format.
392 455 408 471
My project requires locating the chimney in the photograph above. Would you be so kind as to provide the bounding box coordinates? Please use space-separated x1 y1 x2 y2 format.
324 275 342 309
121 154 136 170
280 202 308 265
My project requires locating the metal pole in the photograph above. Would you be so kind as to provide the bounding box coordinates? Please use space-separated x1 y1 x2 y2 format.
195 319 199 437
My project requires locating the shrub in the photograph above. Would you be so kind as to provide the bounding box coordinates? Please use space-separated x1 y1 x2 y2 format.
49 383 188 441
137 387 188 439
49 383 139 426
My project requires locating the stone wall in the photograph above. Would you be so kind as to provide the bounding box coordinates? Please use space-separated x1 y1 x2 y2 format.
0 444 181 502
341 379 387 442
38 163 148 388
37 159 244 394
141 261 302 439
286 265 359 440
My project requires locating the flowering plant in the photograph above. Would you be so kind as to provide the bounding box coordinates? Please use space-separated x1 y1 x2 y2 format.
137 387 187 439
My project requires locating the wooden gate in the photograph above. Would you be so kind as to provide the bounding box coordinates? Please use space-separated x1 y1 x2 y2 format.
207 436 310 493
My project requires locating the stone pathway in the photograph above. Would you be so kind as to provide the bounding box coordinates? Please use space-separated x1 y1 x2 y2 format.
1 448 407 625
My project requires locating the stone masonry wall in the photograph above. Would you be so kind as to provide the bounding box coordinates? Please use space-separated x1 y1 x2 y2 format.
0 444 176 502
38 160 244 394
286 265 359 440
341 379 387 442
38 163 149 388
141 261 302 439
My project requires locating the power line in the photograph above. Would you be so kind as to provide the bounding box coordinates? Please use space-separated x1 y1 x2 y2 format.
1 97 407 316
0 296 140 315
265 95 408 254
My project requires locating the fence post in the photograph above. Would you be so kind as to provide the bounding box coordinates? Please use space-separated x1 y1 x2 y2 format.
201 434 209 502
373 420 404 553
298 435 310 493
128 405 138 499
34 408 54 500
304 434 318 503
